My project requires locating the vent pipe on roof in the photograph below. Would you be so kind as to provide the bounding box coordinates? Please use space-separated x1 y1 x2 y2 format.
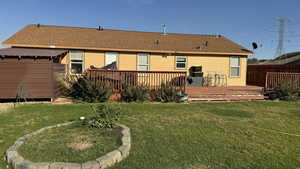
196 41 209 50
98 26 104 31
205 41 208 46
37 24 41 28
162 24 167 35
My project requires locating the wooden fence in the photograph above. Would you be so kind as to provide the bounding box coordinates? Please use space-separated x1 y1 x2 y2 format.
0 58 66 100
265 72 300 90
247 64 300 86
86 69 187 92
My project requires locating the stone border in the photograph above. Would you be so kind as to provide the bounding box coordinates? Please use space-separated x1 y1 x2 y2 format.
6 122 131 169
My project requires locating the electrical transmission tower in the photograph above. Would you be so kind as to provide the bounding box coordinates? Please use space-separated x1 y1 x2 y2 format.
274 17 290 58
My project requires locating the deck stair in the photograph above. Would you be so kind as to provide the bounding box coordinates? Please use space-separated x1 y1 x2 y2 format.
186 86 265 101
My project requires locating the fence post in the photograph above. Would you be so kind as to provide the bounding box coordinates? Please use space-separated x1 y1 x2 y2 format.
265 72 269 90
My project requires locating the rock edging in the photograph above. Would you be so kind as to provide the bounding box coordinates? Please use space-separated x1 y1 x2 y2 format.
6 122 131 169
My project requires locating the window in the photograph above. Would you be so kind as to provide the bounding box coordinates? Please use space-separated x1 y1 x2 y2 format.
137 53 149 71
176 56 187 69
70 51 84 74
105 52 118 69
230 56 240 77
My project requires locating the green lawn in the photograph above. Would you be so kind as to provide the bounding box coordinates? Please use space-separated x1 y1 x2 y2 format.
18 122 122 163
0 101 300 169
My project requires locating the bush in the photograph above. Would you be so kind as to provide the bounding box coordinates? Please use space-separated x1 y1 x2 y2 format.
58 75 112 102
151 83 182 102
270 82 300 101
121 85 150 102
82 104 121 129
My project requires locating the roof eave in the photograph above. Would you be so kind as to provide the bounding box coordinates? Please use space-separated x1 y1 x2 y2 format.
2 43 253 56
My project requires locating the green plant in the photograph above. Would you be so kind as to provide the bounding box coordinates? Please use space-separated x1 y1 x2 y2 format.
151 83 182 102
83 105 121 129
2 102 300 168
270 82 300 101
18 122 121 163
121 85 150 102
58 75 112 103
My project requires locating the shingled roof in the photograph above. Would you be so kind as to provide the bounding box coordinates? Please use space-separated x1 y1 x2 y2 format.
2 24 252 55
261 51 300 65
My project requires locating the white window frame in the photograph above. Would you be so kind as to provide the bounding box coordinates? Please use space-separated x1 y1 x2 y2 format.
229 56 241 77
69 50 84 74
175 56 187 69
137 53 150 71
105 52 119 69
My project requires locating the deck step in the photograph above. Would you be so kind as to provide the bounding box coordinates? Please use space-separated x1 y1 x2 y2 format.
187 86 265 101
189 95 265 101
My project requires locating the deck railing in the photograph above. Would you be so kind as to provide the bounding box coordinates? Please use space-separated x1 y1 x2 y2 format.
265 72 300 90
86 69 187 92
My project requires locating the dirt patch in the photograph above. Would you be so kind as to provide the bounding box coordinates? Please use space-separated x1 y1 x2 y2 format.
0 103 14 113
67 136 93 150
188 163 211 169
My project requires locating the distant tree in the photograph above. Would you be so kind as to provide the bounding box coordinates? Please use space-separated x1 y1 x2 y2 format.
248 58 270 64
259 59 268 62
248 58 259 64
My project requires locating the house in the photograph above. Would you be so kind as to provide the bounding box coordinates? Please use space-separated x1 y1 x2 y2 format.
260 51 300 65
0 24 253 100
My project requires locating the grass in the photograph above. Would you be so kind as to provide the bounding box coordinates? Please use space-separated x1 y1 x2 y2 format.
18 122 122 163
0 101 299 169
207 108 254 118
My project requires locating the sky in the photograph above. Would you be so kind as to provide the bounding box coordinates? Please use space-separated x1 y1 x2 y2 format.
0 0 300 59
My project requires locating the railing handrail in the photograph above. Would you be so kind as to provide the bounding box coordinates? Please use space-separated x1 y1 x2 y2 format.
266 72 300 75
86 69 187 92
88 69 187 74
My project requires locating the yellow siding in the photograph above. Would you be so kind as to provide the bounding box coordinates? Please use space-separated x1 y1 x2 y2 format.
60 53 69 73
188 55 247 86
188 55 228 75
59 50 247 86
84 51 105 70
227 57 247 86
118 52 137 70
150 54 176 71
60 53 69 65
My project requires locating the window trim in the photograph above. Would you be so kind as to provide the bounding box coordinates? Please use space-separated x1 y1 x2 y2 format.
175 56 187 69
105 52 119 69
69 50 84 74
229 56 241 78
137 53 150 71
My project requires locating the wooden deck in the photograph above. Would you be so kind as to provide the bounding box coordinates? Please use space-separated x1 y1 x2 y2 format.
186 86 265 101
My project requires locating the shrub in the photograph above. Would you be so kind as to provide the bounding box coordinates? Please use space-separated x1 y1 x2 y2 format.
82 104 121 129
58 75 112 102
151 83 183 102
121 85 150 102
270 82 300 101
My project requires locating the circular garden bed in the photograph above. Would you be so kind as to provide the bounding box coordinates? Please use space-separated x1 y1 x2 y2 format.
19 122 122 163
6 122 131 169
